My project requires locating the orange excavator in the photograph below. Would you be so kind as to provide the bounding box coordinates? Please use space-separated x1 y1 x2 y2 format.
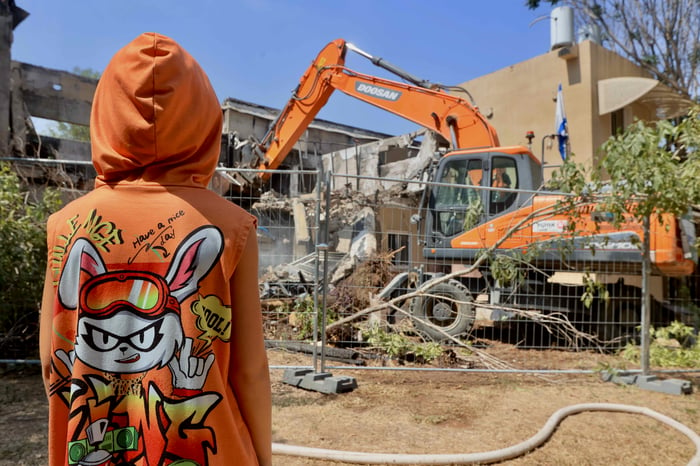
248 38 499 175
249 38 697 340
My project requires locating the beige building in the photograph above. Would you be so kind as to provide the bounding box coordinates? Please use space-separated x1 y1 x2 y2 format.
459 38 693 180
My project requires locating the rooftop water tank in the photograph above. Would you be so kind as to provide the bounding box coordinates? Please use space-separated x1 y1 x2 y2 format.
550 6 574 50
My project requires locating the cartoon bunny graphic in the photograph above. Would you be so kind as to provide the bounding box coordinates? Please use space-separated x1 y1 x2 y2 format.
52 226 225 465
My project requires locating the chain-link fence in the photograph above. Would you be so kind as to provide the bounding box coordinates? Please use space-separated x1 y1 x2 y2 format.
3 158 699 372
254 169 700 375
301 173 696 348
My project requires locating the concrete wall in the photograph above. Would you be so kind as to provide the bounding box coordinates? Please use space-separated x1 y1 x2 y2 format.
221 98 391 172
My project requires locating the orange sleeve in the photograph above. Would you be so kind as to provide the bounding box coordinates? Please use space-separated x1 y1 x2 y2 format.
228 229 272 466
39 263 55 399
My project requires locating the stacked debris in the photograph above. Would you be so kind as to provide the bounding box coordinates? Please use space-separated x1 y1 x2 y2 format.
255 131 436 346
325 248 401 344
257 184 420 287
256 183 423 344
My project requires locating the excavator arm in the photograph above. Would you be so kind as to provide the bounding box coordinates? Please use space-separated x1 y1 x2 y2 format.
252 38 499 179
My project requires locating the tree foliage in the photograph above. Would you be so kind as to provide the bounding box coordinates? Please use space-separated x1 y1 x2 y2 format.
621 321 700 367
526 0 700 100
48 67 100 142
550 106 700 260
0 163 61 346
587 106 700 223
549 106 700 332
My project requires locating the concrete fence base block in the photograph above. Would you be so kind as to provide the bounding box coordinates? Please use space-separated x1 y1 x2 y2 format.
602 371 693 396
282 368 358 394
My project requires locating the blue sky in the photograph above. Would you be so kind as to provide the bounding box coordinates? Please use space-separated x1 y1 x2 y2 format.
12 1 556 136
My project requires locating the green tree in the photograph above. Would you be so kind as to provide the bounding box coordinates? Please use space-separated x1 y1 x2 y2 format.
526 0 700 100
0 162 61 357
49 67 100 142
556 106 700 371
589 106 700 222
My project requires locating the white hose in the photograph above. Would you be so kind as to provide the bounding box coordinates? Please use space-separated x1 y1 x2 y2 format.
272 403 700 465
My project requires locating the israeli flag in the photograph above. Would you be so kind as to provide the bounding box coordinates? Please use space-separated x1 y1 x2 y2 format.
555 83 568 160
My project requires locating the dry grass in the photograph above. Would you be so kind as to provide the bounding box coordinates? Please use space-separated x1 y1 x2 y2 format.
1 347 698 466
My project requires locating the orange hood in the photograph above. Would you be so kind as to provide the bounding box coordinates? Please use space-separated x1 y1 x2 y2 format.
91 32 222 188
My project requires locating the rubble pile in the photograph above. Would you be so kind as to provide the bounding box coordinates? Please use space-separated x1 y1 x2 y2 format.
256 184 421 344
325 249 400 343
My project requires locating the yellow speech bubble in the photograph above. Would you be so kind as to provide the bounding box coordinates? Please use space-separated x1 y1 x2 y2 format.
191 294 232 349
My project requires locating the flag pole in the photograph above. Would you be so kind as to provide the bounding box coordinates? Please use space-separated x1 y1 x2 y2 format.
555 83 569 161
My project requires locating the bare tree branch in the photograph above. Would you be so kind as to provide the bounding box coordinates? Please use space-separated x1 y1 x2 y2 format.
575 0 699 99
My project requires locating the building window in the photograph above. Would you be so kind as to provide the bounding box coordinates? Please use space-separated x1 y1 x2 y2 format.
611 109 624 136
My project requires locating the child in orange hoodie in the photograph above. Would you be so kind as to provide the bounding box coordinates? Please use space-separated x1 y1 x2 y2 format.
40 32 272 466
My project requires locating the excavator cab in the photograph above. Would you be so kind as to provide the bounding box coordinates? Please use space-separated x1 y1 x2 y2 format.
424 147 542 254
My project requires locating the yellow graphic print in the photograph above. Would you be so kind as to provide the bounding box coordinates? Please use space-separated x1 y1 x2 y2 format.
191 294 232 349
50 209 123 284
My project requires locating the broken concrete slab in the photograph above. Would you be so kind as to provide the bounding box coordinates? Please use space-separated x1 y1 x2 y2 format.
322 129 438 195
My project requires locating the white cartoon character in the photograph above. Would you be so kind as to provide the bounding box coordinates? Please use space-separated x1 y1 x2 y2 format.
55 226 223 390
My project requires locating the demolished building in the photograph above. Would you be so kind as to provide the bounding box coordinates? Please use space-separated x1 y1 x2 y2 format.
217 98 447 286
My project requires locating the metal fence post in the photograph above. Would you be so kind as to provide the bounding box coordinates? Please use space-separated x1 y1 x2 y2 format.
318 242 330 373
641 215 652 374
311 169 322 373
319 169 333 373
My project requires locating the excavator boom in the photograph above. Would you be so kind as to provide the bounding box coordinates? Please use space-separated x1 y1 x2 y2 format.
254 39 500 178
256 39 347 174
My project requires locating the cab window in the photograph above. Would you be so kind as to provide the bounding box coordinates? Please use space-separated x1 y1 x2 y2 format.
490 157 517 214
435 159 482 207
433 159 483 236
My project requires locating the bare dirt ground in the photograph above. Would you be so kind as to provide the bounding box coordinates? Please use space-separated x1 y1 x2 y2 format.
1 345 699 466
